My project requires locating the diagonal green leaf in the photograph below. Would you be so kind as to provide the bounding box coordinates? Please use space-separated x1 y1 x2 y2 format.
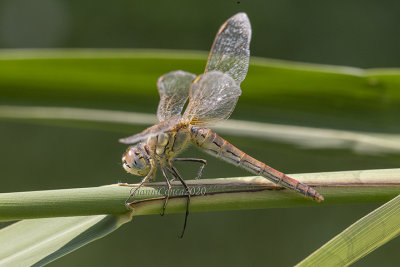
0 214 132 266
297 194 400 267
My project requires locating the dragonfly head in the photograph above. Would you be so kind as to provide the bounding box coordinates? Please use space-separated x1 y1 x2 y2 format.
122 144 151 176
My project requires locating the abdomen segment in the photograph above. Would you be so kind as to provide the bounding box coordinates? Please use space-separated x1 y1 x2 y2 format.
190 126 324 201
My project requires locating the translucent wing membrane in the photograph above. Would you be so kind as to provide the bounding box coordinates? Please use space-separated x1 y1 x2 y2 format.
157 70 196 122
182 71 241 125
119 116 179 144
205 12 251 86
121 13 251 142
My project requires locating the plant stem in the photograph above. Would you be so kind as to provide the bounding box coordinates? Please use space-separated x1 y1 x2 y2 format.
0 169 399 221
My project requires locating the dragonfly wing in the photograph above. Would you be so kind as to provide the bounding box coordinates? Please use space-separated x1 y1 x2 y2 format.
205 13 251 86
119 117 179 144
182 71 241 125
157 70 196 122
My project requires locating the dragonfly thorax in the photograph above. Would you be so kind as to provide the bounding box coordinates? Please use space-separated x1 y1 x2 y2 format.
122 143 152 176
147 127 191 161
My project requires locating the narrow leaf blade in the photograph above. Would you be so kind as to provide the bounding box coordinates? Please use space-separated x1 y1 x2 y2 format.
0 214 132 266
297 194 400 266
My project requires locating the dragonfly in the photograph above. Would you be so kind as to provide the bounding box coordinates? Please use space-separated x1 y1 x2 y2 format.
120 12 324 237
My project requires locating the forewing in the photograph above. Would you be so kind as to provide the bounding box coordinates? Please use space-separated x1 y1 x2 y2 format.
205 13 251 86
157 70 196 122
182 71 241 125
119 117 179 144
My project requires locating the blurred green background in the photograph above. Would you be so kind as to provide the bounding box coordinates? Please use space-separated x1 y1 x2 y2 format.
0 0 399 266
1 0 400 68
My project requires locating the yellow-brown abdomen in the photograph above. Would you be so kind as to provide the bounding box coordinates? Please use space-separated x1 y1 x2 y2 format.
190 126 323 201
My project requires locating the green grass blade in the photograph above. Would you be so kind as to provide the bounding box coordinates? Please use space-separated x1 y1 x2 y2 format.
297 194 400 266
1 105 400 154
0 49 399 133
0 214 132 266
0 169 399 266
0 169 399 221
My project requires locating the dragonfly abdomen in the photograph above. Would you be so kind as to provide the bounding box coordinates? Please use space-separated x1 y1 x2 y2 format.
190 126 323 202
191 126 241 165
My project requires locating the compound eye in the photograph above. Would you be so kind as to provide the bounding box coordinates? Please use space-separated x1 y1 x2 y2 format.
132 155 146 170
122 147 150 176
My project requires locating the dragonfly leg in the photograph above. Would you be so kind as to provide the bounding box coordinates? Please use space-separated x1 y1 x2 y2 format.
166 164 191 239
125 165 156 206
172 158 207 180
160 166 172 216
